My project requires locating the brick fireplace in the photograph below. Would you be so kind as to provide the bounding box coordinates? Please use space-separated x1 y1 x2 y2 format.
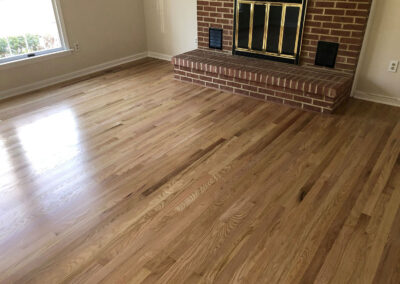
172 0 372 113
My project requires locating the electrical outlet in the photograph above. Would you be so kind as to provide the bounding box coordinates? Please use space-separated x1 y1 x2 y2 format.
73 42 80 52
195 37 198 44
388 60 399 73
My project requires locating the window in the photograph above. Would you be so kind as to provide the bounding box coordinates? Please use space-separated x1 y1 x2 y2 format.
0 0 68 64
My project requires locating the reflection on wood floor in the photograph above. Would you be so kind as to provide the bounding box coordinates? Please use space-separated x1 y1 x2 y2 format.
0 58 399 283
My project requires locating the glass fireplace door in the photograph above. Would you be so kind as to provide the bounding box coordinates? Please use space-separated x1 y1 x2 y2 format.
234 0 307 64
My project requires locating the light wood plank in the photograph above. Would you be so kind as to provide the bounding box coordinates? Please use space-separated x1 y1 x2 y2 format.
0 58 399 283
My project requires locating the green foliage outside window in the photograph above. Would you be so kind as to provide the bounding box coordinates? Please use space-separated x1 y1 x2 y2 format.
8 36 27 54
0 38 8 58
26 34 40 51
0 34 42 58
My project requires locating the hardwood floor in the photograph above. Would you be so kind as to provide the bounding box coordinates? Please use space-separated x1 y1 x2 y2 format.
0 58 399 284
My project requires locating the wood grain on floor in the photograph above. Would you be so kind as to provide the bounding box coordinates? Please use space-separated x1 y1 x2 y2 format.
0 58 399 284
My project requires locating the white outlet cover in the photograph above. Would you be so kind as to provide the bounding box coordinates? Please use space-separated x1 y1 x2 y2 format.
388 60 399 72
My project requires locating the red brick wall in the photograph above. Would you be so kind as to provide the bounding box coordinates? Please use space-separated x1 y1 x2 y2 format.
197 0 372 74
197 0 234 53
301 0 372 73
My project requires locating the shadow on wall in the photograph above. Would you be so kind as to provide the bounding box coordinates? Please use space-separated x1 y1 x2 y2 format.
156 0 166 34
144 0 198 57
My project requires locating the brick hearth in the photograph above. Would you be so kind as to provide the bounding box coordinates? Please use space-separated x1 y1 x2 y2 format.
173 0 372 113
173 49 353 113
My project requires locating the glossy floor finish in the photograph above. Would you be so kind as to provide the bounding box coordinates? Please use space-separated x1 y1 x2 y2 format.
0 58 399 284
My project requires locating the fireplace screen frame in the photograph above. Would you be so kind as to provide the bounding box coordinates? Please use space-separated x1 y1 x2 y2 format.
233 0 308 64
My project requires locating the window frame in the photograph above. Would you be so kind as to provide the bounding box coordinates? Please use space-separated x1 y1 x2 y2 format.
0 0 70 65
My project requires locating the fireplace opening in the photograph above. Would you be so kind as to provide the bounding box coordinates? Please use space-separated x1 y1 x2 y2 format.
233 0 308 64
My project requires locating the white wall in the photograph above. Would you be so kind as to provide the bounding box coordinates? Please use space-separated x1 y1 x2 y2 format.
0 0 147 97
353 0 400 106
144 0 197 59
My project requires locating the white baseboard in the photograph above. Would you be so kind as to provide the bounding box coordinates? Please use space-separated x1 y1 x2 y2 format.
352 90 400 107
147 51 172 61
0 52 148 100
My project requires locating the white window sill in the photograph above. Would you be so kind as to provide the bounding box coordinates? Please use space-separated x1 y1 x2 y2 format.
0 49 74 71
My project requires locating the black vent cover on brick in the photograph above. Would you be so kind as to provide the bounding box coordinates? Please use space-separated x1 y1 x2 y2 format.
209 28 223 50
315 41 339 68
